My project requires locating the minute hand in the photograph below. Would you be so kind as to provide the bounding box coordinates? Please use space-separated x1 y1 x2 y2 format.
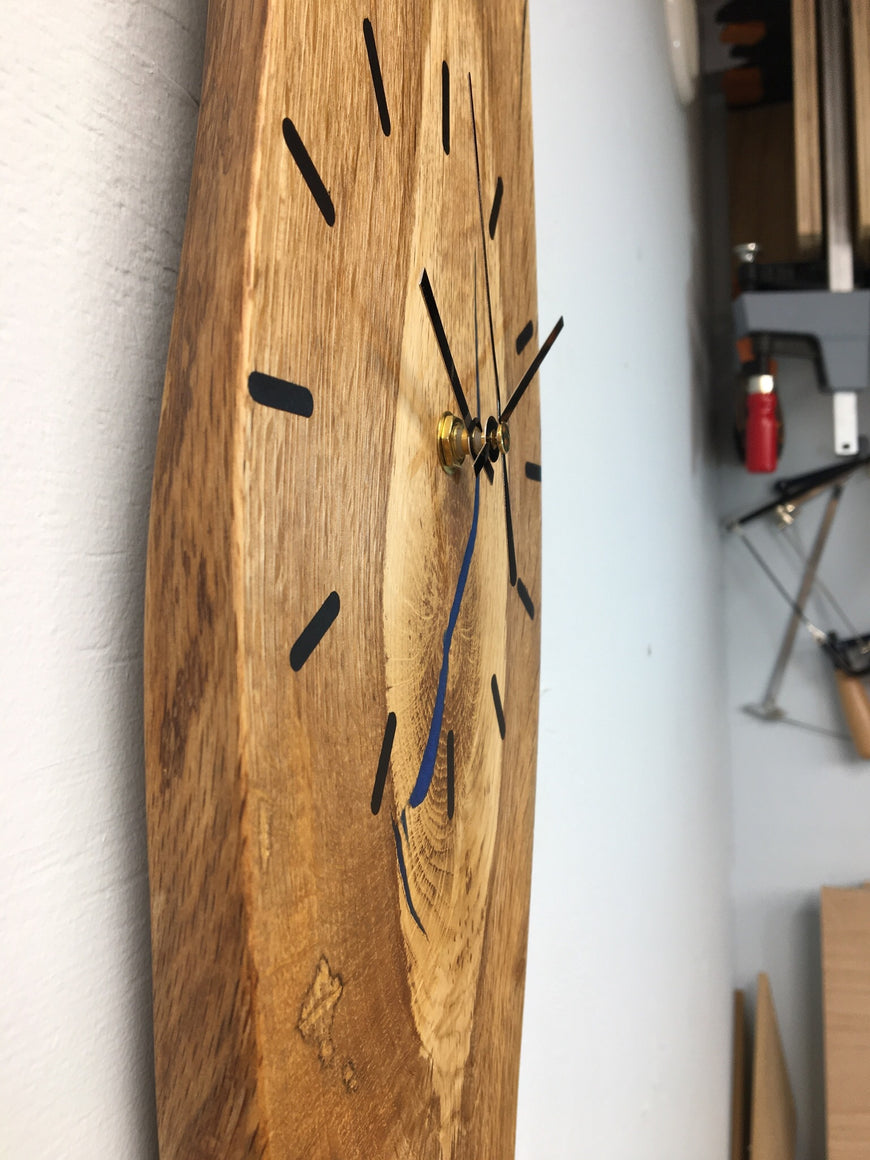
419 268 472 431
501 316 564 425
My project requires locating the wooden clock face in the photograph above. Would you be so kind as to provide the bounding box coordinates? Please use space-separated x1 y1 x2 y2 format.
145 2 555 1158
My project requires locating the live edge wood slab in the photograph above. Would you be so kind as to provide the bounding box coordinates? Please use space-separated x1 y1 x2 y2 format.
144 1 545 1158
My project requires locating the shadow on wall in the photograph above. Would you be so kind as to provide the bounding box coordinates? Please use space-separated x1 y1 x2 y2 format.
99 2 208 1154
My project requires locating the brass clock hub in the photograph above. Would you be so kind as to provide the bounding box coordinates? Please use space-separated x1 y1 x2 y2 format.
437 411 483 473
438 411 510 474
485 413 511 458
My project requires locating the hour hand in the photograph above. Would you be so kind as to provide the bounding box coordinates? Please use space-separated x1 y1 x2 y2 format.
474 316 564 477
420 269 473 431
501 316 565 425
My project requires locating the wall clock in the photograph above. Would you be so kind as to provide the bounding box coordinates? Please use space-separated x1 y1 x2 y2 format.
144 1 562 1157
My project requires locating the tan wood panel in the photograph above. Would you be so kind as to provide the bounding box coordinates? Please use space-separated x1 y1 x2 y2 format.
851 0 870 263
750 972 797 1160
822 886 870 1160
793 0 823 255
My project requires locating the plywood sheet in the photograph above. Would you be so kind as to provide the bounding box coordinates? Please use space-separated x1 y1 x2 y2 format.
750 972 797 1160
727 103 799 265
792 0 823 255
822 886 870 1160
851 0 870 263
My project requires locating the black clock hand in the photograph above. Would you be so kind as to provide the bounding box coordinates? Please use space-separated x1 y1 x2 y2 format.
422 267 494 482
406 284 486 819
470 73 518 578
501 315 564 423
419 268 472 431
503 458 517 586
474 315 564 475
469 75 502 416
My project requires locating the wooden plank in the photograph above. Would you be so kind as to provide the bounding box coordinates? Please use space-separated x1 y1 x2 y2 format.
731 990 749 1160
750 972 797 1160
727 102 800 265
822 886 870 1160
850 0 870 263
793 0 823 255
144 1 542 1157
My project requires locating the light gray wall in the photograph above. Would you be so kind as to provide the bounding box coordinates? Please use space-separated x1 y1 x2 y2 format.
721 359 870 1160
518 4 733 1157
1 2 734 1157
702 77 870 1159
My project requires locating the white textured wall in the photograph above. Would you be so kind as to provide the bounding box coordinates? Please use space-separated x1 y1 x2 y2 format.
1 2 733 1157
1 3 205 1155
518 3 733 1157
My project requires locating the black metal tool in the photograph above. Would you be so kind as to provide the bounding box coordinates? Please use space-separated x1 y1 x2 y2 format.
726 451 870 753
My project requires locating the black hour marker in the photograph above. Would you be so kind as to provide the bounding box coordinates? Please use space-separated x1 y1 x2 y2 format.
488 177 504 239
248 371 313 417
282 117 336 227
290 591 340 671
525 461 542 482
446 730 455 820
363 18 391 137
442 61 450 155
371 712 396 815
491 674 506 739
515 320 534 355
517 577 535 620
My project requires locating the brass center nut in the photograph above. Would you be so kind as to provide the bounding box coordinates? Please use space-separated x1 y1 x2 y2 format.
438 413 486 474
438 412 466 474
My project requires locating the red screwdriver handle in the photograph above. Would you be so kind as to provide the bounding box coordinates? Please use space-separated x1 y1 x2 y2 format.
745 381 779 473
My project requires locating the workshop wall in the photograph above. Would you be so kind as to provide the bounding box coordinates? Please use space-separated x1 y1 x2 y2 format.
1 2 734 1157
715 254 870 1160
723 375 870 1160
699 59 870 1153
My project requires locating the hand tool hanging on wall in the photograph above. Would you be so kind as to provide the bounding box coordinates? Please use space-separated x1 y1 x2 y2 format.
824 632 870 755
725 444 870 754
734 327 784 472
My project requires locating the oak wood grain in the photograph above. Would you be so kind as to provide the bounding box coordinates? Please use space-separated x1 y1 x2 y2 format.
822 886 870 1160
145 1 541 1157
145 1 268 1155
749 973 796 1160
